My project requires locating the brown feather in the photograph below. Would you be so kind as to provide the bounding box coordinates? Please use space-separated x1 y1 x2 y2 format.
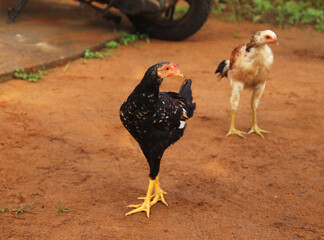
229 44 244 69
246 42 258 52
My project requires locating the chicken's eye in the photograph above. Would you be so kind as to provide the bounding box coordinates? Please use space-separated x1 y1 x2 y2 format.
165 66 170 71
265 35 271 39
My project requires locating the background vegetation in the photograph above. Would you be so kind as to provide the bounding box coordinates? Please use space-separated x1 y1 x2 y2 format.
212 0 324 31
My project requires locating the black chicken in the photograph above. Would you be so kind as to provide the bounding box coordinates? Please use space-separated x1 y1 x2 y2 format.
120 62 196 217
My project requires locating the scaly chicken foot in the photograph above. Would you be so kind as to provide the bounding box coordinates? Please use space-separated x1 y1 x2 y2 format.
226 127 246 138
136 191 168 207
126 179 155 218
248 104 269 138
226 110 246 138
136 177 168 207
137 194 156 201
150 177 168 207
248 124 269 138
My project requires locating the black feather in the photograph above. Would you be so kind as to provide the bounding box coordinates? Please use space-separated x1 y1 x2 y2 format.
120 63 195 179
215 60 229 79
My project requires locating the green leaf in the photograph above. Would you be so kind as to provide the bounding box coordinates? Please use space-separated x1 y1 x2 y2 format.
105 40 120 49
118 32 150 45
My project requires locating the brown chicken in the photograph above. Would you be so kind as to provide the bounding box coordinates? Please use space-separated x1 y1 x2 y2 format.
216 30 279 138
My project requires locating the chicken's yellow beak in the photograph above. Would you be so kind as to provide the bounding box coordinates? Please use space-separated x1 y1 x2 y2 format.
174 71 184 78
274 40 279 46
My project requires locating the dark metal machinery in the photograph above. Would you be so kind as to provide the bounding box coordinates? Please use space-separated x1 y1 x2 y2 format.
7 0 28 23
7 0 121 23
6 0 171 23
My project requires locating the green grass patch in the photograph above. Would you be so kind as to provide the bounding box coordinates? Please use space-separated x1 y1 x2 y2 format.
118 32 150 45
84 49 105 59
10 205 34 218
83 32 150 62
0 205 34 218
1 208 9 214
175 6 189 14
83 40 119 60
105 40 120 49
212 0 324 31
84 48 114 58
14 69 47 82
55 201 73 215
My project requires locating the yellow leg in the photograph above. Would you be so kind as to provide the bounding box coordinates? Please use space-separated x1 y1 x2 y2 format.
150 176 168 207
248 108 269 138
248 82 269 138
226 110 246 138
227 81 246 138
126 179 155 218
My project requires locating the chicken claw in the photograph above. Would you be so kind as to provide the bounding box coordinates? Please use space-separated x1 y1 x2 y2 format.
126 198 151 218
150 178 168 207
126 179 155 218
248 124 269 138
226 127 246 138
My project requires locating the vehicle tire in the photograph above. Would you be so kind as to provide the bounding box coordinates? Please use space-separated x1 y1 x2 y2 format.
127 0 212 41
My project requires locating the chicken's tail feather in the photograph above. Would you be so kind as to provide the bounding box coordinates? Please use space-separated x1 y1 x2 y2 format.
215 60 230 80
179 79 196 118
179 79 193 102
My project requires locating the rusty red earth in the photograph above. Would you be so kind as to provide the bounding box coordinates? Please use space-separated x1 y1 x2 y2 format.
0 17 323 239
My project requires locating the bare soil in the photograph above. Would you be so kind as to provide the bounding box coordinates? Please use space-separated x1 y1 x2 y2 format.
0 18 323 240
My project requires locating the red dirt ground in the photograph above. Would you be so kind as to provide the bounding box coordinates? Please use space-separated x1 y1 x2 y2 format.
0 18 323 240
